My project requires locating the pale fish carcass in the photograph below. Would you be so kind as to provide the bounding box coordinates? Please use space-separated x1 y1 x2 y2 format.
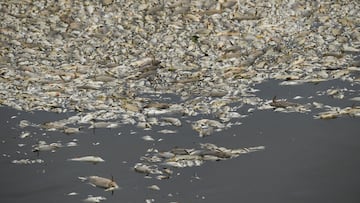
161 117 182 126
83 195 107 203
79 176 119 192
192 119 225 137
32 141 62 153
68 156 105 164
133 163 162 175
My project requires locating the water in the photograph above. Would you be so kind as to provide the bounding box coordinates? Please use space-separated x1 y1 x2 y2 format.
1 80 359 203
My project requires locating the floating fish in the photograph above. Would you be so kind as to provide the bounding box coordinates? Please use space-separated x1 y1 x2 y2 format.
68 156 105 164
134 143 265 178
83 195 107 203
79 176 119 193
192 119 225 137
315 105 360 119
142 135 155 141
161 117 182 126
32 142 62 153
147 184 160 191
270 96 301 108
12 159 44 165
157 129 177 134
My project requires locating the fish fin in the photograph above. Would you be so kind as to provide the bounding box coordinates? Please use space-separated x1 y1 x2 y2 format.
272 96 277 102
89 183 97 187
78 176 87 182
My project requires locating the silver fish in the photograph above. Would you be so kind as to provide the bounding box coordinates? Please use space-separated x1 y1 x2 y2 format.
68 156 105 164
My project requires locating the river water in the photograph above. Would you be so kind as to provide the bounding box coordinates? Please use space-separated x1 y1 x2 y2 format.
1 80 359 203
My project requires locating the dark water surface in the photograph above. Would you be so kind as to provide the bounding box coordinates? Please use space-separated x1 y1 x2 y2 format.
1 80 359 203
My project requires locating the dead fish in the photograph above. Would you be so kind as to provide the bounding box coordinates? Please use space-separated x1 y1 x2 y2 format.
63 127 81 134
161 117 182 126
167 155 202 162
157 129 177 134
133 164 153 175
192 119 225 137
147 184 160 191
343 106 360 117
143 102 170 109
68 156 105 164
349 97 360 102
32 142 62 153
157 151 175 159
79 176 119 193
270 96 301 108
316 105 360 119
83 195 107 203
12 159 44 164
316 112 338 120
141 135 155 141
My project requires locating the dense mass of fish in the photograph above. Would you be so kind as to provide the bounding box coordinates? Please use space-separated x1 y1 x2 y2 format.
0 0 359 202
134 143 265 180
1 0 359 134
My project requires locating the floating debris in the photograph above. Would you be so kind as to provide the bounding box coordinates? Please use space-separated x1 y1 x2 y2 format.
68 156 105 164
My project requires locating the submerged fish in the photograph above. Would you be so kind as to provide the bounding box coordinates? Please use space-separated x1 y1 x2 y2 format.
68 156 105 164
79 176 119 192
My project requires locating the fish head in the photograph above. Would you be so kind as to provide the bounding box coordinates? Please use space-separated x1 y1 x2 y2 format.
97 157 105 163
105 181 119 191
